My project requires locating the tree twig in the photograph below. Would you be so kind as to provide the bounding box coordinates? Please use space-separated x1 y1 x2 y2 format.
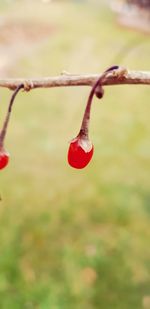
0 70 150 91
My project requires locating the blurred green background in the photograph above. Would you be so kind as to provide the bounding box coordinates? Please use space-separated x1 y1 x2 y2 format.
0 1 150 308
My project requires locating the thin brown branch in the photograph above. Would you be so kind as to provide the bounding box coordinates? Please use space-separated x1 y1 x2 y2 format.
0 70 150 91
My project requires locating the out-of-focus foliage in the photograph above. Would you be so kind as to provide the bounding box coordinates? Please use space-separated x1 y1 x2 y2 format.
125 0 150 9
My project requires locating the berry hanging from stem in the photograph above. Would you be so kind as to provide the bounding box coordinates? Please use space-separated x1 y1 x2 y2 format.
0 84 24 170
68 66 120 169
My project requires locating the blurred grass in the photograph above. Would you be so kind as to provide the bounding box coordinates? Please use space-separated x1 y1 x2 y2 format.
0 1 150 308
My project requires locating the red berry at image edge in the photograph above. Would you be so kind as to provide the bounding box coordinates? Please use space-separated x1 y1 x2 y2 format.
0 150 9 170
0 84 23 171
68 137 94 169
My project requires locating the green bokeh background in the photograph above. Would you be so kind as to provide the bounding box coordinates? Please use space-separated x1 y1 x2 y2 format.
0 1 150 308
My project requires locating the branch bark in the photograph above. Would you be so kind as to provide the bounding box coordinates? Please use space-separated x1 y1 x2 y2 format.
0 70 150 91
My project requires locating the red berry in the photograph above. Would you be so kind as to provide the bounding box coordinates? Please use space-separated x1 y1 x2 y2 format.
68 137 94 169
0 149 9 170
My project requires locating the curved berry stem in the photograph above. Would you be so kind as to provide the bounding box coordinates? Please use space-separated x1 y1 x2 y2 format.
67 65 120 169
0 84 24 148
79 65 119 139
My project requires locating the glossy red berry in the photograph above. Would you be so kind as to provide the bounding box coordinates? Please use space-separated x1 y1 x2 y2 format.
68 136 94 169
0 149 9 170
67 66 120 170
